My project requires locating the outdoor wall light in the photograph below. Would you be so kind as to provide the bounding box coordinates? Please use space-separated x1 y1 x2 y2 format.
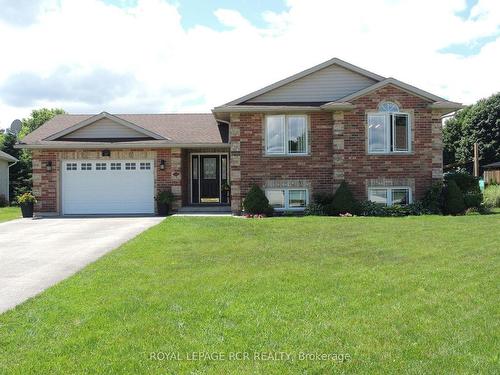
160 160 166 170
102 149 111 157
46 161 52 172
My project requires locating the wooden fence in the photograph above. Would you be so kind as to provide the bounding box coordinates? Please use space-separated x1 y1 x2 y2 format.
484 170 500 184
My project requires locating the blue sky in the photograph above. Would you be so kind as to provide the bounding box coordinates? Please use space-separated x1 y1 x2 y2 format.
105 0 288 29
0 0 498 128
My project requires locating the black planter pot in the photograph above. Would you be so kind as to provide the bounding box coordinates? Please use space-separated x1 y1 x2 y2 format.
157 203 170 216
20 203 34 218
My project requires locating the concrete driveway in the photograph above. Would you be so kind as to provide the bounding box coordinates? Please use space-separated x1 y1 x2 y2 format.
0 217 163 314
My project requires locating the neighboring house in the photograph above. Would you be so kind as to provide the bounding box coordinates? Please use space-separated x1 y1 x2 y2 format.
0 150 18 203
17 58 462 216
483 161 500 184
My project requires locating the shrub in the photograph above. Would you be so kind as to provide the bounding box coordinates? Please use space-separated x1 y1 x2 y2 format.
463 191 483 208
304 203 326 216
156 190 175 205
443 180 465 215
16 192 37 205
445 170 480 194
422 182 444 214
312 192 334 206
358 201 428 217
483 184 500 208
325 181 358 216
0 194 8 207
243 185 273 215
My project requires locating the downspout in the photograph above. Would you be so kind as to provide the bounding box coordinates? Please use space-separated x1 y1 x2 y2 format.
7 160 18 202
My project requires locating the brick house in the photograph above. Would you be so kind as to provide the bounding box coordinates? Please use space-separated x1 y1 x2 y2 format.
17 58 462 215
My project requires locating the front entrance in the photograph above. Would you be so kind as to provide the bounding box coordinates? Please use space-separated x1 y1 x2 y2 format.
191 154 229 204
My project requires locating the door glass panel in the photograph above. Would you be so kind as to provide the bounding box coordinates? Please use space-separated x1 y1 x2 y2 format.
203 158 217 179
192 156 198 179
221 157 227 180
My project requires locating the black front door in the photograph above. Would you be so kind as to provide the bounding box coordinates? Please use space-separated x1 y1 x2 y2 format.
200 155 220 203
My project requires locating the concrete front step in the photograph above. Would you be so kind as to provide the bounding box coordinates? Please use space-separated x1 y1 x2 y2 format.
177 205 232 214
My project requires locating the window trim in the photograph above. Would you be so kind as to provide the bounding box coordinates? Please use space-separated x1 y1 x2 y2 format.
265 188 309 211
265 115 309 156
367 111 411 154
368 186 412 206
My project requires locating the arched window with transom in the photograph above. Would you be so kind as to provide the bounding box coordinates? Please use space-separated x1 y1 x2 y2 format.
378 101 400 113
367 101 410 153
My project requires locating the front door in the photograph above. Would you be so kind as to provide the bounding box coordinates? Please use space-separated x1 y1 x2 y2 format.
191 154 228 204
200 155 219 203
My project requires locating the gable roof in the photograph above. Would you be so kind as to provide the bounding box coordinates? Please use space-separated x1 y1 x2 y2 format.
0 150 18 162
320 78 463 111
19 113 227 148
222 57 385 106
44 112 165 141
214 58 463 116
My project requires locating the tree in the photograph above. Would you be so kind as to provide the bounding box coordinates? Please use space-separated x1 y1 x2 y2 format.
243 185 273 215
0 133 31 200
443 93 500 166
0 108 65 201
443 180 465 215
18 108 66 139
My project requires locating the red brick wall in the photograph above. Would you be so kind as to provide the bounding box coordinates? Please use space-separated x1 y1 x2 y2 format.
229 85 444 212
32 148 183 214
229 112 334 213
32 150 58 212
340 85 439 200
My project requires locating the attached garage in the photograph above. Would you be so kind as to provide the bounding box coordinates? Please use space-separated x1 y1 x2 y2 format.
61 160 155 215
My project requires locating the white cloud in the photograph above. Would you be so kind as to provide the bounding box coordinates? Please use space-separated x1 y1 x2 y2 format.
0 0 498 129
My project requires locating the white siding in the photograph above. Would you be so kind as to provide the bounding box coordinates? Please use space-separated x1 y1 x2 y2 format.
61 118 147 139
0 160 9 202
247 64 377 103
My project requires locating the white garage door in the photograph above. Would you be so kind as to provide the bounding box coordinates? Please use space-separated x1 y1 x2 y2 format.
62 160 155 215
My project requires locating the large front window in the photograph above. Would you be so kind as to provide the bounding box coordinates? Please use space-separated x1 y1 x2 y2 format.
265 115 308 155
265 188 308 210
367 102 410 153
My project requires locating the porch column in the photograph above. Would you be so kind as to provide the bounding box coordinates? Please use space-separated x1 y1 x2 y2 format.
170 148 182 209
229 113 242 215
332 111 345 192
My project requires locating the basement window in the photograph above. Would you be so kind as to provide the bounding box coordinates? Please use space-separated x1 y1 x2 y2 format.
368 187 411 206
265 188 308 210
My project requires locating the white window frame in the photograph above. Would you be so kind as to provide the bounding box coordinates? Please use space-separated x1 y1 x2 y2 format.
95 162 107 171
368 186 412 206
367 112 411 154
265 115 308 156
265 188 309 211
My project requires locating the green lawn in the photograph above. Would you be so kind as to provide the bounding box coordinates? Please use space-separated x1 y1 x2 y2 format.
0 206 21 223
1 215 499 374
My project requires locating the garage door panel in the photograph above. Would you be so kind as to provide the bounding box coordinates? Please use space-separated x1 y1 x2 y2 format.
62 160 155 215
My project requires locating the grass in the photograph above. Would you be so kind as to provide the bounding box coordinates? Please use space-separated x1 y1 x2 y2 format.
484 184 500 208
0 206 21 223
0 215 499 374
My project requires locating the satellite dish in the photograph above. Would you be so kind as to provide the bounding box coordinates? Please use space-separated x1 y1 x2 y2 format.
9 119 22 135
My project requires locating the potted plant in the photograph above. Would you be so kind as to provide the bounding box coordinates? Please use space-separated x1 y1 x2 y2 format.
156 190 175 216
17 192 37 218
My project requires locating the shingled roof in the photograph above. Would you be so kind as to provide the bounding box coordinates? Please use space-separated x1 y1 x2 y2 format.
18 113 228 148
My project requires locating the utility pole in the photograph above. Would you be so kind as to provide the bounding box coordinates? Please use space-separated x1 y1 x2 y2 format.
473 142 479 177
